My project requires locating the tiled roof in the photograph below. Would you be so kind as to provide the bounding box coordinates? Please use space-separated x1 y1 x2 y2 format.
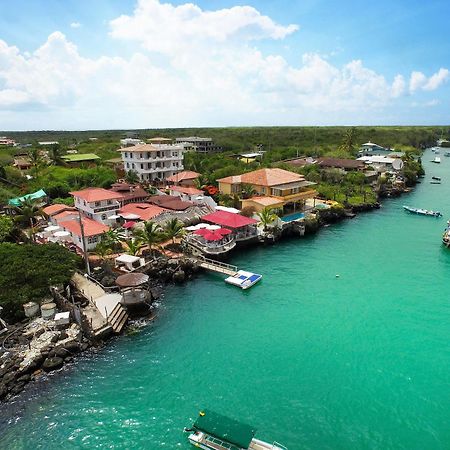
218 168 303 187
170 185 204 196
317 157 364 169
61 217 109 237
110 183 150 201
119 203 166 221
70 188 124 202
42 204 74 216
53 210 78 223
166 171 200 182
247 196 282 206
147 195 192 211
202 210 258 229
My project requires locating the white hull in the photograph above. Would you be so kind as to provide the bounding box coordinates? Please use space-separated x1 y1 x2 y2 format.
188 432 286 450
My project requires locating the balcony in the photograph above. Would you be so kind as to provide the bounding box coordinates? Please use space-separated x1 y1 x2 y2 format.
91 203 120 213
272 189 318 202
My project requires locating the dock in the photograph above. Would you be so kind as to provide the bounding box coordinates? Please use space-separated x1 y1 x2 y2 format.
196 256 238 276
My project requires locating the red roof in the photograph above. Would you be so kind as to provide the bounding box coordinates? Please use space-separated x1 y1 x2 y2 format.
148 195 192 211
202 210 257 229
218 168 303 187
166 171 200 183
42 204 75 216
170 185 203 196
61 217 109 237
53 210 78 223
119 203 166 221
194 228 232 241
70 188 124 202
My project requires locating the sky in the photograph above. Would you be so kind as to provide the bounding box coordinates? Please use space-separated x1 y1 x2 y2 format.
0 0 449 130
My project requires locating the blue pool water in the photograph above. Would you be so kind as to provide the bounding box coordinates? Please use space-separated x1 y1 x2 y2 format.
281 212 305 222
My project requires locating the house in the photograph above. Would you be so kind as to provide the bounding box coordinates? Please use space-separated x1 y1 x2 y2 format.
38 141 59 146
60 217 109 251
169 185 205 203
118 143 186 182
202 210 258 243
218 168 317 214
118 203 166 222
70 188 124 225
175 137 222 153
42 203 77 221
0 137 15 146
120 138 144 147
61 153 100 167
316 157 365 171
51 209 79 226
13 157 32 171
283 157 316 168
147 195 192 211
109 182 150 205
357 155 403 172
358 142 391 156
166 170 200 187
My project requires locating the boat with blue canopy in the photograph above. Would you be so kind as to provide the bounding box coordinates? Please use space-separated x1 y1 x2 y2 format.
184 409 287 450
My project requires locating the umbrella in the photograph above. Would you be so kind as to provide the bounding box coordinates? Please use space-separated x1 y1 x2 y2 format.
116 273 149 287
121 213 140 220
206 224 221 230
54 231 70 237
123 221 136 229
108 214 121 220
194 228 232 241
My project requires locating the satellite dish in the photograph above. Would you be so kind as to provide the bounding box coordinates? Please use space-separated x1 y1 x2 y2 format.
392 159 403 171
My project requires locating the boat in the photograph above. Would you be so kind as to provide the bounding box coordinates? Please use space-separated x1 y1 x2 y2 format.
431 147 441 153
225 270 262 289
443 221 450 247
403 205 442 217
185 409 288 450
432 176 441 181
431 156 441 163
430 181 441 184
445 151 450 157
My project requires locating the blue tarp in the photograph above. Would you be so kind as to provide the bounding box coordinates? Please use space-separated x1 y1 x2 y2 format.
8 189 47 207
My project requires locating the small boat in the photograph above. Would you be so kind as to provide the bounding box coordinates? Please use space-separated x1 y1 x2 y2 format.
403 205 442 217
430 181 441 184
432 176 441 181
185 409 288 450
432 147 441 153
431 156 441 163
225 270 262 289
443 221 450 247
445 151 450 157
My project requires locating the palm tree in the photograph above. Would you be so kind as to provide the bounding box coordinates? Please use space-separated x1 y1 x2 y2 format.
124 238 142 256
100 229 121 251
13 197 43 241
163 218 185 244
28 148 45 176
133 221 163 255
48 144 63 165
241 183 256 199
258 207 279 232
338 127 357 155
93 241 112 262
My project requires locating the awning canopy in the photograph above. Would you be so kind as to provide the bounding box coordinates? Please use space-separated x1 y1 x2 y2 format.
194 228 232 241
123 221 136 229
115 254 140 264
8 189 47 206
202 210 258 229
193 409 256 449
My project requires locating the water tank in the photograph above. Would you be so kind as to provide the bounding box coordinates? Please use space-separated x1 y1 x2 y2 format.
23 302 39 318
41 302 57 320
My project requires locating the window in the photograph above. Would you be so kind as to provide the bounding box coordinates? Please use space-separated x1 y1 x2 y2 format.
88 236 98 244
126 162 130 168
132 163 135 169
95 201 100 207
101 214 107 220
141 163 144 169
107 200 112 205
124 152 128 158
261 187 266 194
140 153 143 158
147 152 151 158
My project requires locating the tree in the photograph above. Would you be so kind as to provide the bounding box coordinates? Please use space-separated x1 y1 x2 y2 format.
28 148 45 176
48 144 63 165
124 239 142 256
0 243 80 322
93 241 113 262
133 221 163 254
163 218 185 244
240 183 256 199
338 127 357 155
0 216 14 242
13 197 43 241
100 228 121 251
125 170 140 184
258 207 279 232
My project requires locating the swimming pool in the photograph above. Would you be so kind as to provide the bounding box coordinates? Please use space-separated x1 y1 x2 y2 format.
281 212 305 222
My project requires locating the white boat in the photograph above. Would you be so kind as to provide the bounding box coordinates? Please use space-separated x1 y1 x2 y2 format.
225 270 262 289
403 205 442 217
185 409 287 450
431 156 441 163
444 151 450 157
443 221 450 247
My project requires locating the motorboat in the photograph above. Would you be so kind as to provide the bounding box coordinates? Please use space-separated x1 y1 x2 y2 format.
225 270 262 289
443 221 450 247
185 409 287 450
430 181 441 184
432 176 441 181
403 205 442 217
431 156 441 163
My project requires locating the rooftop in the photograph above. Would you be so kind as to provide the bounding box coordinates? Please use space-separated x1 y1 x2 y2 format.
202 210 258 229
62 153 101 162
42 204 75 216
218 168 304 187
166 170 200 183
247 196 283 206
118 203 166 221
118 143 184 152
317 157 364 169
70 188 124 202
61 217 109 237
148 195 192 211
170 185 204 196
52 210 78 223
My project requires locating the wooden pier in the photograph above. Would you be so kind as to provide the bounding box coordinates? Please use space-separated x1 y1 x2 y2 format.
196 256 238 277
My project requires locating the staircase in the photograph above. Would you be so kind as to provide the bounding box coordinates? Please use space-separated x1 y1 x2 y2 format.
107 303 129 334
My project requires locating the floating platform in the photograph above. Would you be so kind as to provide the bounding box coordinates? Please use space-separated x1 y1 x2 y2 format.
225 270 262 289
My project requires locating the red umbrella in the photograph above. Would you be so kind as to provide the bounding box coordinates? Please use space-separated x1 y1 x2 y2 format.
194 227 232 241
123 221 136 229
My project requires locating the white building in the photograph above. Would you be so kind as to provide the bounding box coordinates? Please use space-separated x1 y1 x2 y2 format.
70 188 124 225
175 136 222 153
118 143 185 182
358 142 390 156
357 155 403 172
120 138 144 147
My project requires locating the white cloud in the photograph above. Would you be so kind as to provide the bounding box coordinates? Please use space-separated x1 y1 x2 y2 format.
0 0 448 129
70 22 81 28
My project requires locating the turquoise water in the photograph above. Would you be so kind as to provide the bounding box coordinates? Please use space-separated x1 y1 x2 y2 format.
281 212 305 222
2 150 450 449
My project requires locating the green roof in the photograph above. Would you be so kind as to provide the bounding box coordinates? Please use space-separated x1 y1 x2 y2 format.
62 153 100 162
8 189 47 206
193 409 256 449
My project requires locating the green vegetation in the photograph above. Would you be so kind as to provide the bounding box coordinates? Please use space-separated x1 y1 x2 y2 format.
163 218 185 244
0 243 81 322
0 216 14 242
258 207 279 231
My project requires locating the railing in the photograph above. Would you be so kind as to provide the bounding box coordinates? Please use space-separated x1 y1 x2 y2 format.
197 255 238 273
272 441 288 450
186 235 236 254
91 204 120 213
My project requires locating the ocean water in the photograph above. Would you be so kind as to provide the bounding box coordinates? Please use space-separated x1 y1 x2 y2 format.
2 150 450 449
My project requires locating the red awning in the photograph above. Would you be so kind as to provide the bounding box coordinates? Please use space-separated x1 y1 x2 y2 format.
194 228 232 241
202 210 258 229
123 221 136 229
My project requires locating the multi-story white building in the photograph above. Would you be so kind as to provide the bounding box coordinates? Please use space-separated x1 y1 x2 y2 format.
175 136 222 153
118 143 185 182
70 188 124 225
